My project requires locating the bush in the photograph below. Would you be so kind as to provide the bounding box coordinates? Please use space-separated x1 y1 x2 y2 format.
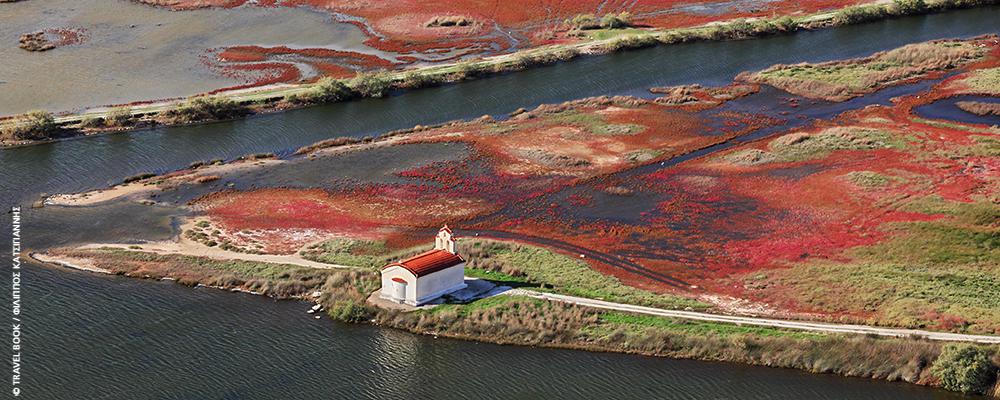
602 34 658 52
425 15 472 27
348 71 393 98
773 16 797 32
78 116 105 129
931 344 997 394
710 19 778 40
400 70 436 89
454 61 490 79
162 96 249 124
327 299 373 323
600 12 632 29
0 110 56 140
308 77 353 103
893 0 928 14
104 106 133 127
833 5 889 25
566 13 600 30
286 77 354 104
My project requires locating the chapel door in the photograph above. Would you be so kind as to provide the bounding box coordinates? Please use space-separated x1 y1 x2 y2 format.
392 280 407 303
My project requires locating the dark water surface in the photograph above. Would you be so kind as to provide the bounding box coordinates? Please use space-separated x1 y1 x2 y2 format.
2 6 1000 204
914 95 1000 125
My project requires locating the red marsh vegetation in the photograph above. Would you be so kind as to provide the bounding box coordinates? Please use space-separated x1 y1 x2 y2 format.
181 37 1000 332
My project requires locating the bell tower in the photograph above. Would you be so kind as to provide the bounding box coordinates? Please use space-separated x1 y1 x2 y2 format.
434 225 456 254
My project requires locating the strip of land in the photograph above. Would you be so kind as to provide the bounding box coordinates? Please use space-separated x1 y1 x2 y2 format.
508 290 1000 344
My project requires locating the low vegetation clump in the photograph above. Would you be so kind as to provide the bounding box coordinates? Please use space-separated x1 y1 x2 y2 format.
832 4 891 25
398 70 444 89
931 344 998 394
745 39 985 101
566 12 632 30
290 77 354 105
77 116 104 129
122 172 156 184
160 96 249 124
708 18 790 41
0 110 57 141
104 106 134 127
425 15 473 27
958 67 1000 95
348 71 393 98
601 34 659 52
956 101 1000 116
383 296 600 345
721 148 778 166
761 127 903 163
844 171 892 187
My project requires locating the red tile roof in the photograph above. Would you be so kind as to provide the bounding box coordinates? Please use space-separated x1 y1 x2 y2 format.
384 249 464 277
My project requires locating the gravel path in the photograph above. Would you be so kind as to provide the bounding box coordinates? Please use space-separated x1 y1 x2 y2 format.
506 289 1000 344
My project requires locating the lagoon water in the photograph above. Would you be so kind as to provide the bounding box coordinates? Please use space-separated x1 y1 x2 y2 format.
0 0 379 116
2 7 999 399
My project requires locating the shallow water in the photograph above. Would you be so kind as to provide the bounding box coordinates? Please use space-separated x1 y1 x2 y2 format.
3 6 999 205
0 0 380 115
913 95 1000 125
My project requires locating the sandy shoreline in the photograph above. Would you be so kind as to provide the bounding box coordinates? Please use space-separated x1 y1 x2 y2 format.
30 252 111 274
44 157 284 206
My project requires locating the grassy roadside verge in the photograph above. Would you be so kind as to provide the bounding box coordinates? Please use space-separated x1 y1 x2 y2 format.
5 0 998 147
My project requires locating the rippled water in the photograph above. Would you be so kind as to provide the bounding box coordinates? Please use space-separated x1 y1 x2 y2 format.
2 6 999 204
12 262 973 400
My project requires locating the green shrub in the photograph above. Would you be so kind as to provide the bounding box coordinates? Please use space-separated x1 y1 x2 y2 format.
122 172 156 184
603 34 658 52
454 61 490 79
400 70 440 89
327 299 373 323
833 5 889 25
893 0 928 14
600 12 632 29
308 77 353 103
0 110 56 140
773 16 797 32
162 96 249 124
566 13 600 30
104 106 134 127
348 71 393 98
931 344 997 394
78 116 105 129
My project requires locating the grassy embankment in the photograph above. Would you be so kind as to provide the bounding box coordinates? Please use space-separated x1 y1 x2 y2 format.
5 0 998 146
742 38 989 101
47 234 1000 396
